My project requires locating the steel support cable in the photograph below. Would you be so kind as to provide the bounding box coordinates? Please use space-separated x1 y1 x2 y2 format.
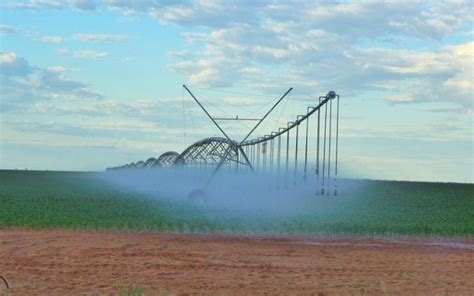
265 140 269 173
242 93 288 119
241 95 329 147
294 118 300 186
335 95 340 196
182 86 186 148
293 88 321 101
235 147 239 174
248 144 251 166
186 95 197 139
196 93 237 119
250 144 254 166
244 145 248 172
263 142 267 173
322 102 328 195
247 145 250 170
270 136 274 173
316 98 321 195
248 145 251 170
277 131 282 187
328 98 332 196
265 141 270 172
241 88 293 144
192 86 278 100
269 137 274 186
257 142 261 172
271 90 292 133
304 109 310 181
253 142 256 171
252 143 256 168
183 86 225 144
265 137 269 173
286 125 290 187
254 142 257 169
213 113 251 138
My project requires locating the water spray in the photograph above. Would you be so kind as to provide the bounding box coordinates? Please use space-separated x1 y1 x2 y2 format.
107 86 340 200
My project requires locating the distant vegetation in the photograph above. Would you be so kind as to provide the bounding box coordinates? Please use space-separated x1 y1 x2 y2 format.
0 170 473 236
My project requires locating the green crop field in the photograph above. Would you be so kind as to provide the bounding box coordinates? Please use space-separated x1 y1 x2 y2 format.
0 170 473 237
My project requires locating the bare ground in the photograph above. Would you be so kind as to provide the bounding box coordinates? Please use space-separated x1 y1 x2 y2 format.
0 229 473 295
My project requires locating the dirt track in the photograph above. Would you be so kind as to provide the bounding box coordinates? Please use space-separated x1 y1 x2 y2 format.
0 229 473 295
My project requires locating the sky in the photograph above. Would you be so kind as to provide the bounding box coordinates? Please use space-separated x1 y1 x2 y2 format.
0 0 473 183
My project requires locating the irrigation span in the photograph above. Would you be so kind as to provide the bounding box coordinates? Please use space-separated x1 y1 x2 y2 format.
108 85 340 196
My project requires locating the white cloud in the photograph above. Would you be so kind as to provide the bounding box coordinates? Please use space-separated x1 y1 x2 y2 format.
46 66 66 73
4 0 96 11
364 42 474 108
4 1 471 110
37 68 103 100
0 52 34 76
0 24 16 35
169 50 191 59
4 0 63 10
56 47 68 54
441 42 474 108
102 0 262 27
342 120 472 142
101 0 155 14
74 50 108 59
386 94 416 104
69 0 96 11
163 2 473 110
40 35 63 43
73 33 129 42
1 53 102 112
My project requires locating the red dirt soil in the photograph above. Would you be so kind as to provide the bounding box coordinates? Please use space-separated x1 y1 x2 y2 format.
0 229 473 295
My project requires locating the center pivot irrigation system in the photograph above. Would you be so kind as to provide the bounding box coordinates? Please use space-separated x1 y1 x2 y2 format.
108 85 340 197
